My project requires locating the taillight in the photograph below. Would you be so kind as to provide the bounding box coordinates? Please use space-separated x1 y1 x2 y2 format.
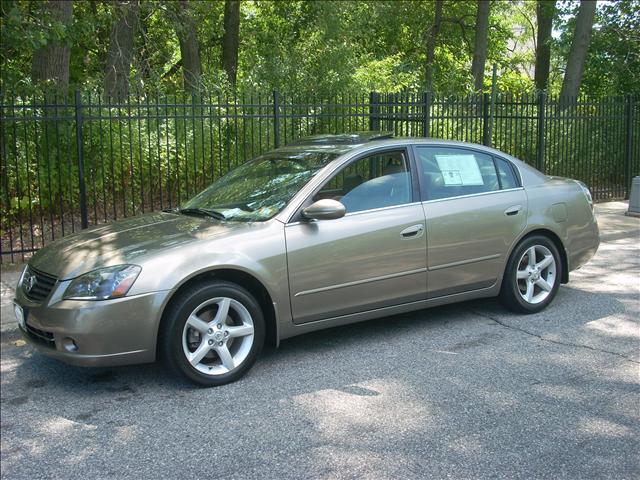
575 180 593 210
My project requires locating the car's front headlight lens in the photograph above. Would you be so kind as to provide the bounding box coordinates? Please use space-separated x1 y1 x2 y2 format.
17 264 28 289
63 265 141 301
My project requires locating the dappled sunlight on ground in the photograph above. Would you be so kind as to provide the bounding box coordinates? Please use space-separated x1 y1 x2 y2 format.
1 201 638 478
585 316 639 338
576 417 633 438
292 378 432 442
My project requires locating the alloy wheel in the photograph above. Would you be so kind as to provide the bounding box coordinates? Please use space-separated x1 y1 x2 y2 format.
181 297 254 376
516 245 557 305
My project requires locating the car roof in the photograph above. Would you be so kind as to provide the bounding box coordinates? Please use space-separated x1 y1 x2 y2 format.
340 137 524 163
276 134 547 183
286 131 394 147
276 132 407 157
281 134 516 162
342 137 513 156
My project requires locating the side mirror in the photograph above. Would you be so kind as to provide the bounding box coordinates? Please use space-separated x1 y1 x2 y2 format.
302 199 346 221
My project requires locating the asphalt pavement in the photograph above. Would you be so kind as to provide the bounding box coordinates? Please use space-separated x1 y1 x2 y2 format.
1 201 639 479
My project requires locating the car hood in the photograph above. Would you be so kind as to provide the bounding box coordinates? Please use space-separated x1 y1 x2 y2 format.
29 212 260 280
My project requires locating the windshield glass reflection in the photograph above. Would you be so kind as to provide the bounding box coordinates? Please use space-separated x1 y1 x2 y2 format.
182 150 338 221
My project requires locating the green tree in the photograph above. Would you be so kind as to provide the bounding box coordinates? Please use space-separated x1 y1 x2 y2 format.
0 0 636 97
535 0 556 92
173 0 202 94
580 0 640 96
560 0 597 98
104 1 140 101
222 0 241 88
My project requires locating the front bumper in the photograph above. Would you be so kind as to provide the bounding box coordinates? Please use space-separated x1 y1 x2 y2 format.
14 286 171 367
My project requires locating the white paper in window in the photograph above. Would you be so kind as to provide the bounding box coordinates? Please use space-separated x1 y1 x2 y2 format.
435 154 484 186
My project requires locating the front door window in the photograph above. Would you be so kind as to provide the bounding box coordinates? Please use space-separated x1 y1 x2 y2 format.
314 150 412 214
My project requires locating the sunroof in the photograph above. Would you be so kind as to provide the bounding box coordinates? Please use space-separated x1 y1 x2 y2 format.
287 131 394 146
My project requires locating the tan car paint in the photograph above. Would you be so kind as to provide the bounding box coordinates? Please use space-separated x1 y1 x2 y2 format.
15 139 599 366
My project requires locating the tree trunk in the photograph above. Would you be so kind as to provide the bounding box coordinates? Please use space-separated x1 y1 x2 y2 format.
424 0 443 91
534 0 556 92
175 0 202 94
31 0 73 95
471 0 490 91
137 5 152 87
104 1 139 101
1 0 14 17
222 0 241 88
560 0 597 99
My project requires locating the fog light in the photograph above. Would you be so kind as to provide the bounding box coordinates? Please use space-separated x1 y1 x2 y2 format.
62 337 78 352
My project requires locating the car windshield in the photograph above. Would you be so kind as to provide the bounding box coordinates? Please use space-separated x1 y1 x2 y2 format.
180 150 339 221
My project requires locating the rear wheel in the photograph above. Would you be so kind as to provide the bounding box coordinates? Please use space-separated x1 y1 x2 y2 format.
160 281 265 386
499 235 562 313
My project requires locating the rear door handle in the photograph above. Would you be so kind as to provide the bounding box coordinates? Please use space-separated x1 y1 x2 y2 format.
504 205 522 216
400 224 424 238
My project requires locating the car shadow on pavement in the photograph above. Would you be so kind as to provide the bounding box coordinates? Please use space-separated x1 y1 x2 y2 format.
2 282 638 480
4 281 632 397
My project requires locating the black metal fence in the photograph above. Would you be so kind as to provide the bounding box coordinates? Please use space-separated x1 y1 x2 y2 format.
1 90 639 262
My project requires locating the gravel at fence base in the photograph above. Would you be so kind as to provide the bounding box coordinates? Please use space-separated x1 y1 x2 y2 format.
1 202 639 479
1 191 631 264
2 207 137 263
1 198 179 263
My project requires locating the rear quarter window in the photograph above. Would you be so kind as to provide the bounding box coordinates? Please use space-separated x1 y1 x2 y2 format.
495 157 520 189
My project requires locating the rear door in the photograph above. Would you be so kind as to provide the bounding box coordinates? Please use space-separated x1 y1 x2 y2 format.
285 148 428 324
413 145 527 298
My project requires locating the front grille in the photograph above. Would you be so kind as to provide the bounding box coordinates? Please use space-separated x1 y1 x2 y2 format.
23 267 58 302
24 323 56 349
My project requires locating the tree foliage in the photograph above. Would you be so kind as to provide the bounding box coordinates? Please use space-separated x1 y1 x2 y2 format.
0 0 638 97
555 0 640 97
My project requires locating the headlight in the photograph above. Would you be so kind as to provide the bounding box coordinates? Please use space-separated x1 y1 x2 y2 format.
575 180 594 210
63 265 141 301
17 264 28 289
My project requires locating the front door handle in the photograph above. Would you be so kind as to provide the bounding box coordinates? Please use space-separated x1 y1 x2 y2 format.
400 224 424 238
504 205 522 216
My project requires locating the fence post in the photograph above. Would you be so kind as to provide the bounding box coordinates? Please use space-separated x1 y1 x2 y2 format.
491 63 498 94
482 92 491 147
369 91 380 131
422 91 431 138
488 64 497 146
273 89 280 148
74 90 88 229
536 92 546 172
624 95 633 199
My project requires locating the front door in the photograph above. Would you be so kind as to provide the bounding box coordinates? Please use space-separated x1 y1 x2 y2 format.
285 149 428 324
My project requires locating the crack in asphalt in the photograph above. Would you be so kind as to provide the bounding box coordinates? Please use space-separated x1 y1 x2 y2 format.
471 309 640 365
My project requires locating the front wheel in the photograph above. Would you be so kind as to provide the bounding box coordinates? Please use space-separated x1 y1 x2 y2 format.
160 281 265 386
499 235 563 313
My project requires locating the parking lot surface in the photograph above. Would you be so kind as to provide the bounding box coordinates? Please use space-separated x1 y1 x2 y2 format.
1 202 639 479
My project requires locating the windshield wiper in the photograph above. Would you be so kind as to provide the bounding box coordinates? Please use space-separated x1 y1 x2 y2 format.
177 207 226 220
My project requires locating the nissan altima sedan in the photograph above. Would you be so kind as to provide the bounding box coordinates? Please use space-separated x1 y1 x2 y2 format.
14 132 599 386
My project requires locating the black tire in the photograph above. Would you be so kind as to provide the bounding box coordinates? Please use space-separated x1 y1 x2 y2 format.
159 280 265 387
499 235 563 314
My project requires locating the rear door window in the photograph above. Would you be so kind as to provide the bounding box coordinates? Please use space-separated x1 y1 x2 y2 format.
415 147 500 201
